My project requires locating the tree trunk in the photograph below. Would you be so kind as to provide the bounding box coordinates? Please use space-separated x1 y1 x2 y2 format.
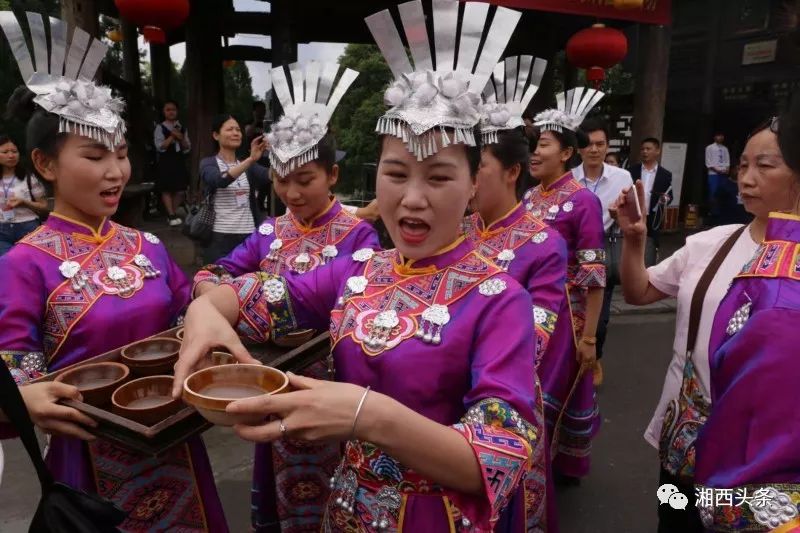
630 24 671 164
61 0 99 37
150 44 172 107
185 0 224 195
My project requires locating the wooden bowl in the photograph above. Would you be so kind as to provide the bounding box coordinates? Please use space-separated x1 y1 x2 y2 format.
54 362 130 407
121 337 181 376
111 376 183 426
272 329 316 348
183 364 288 426
198 351 237 370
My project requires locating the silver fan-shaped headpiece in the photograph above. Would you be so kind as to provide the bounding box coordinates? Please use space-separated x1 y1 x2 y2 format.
366 0 521 160
480 55 547 145
267 61 359 177
0 11 125 150
533 87 605 134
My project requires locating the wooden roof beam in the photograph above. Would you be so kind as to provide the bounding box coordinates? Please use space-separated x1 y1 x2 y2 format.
223 11 272 36
222 44 272 63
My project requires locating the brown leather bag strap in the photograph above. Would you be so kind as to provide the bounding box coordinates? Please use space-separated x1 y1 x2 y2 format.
686 225 747 357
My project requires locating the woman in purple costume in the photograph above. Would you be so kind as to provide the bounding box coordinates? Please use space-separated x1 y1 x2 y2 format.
523 88 607 481
173 2 548 530
0 12 227 531
693 104 800 532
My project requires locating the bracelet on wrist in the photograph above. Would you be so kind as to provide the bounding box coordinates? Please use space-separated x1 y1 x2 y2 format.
580 337 597 346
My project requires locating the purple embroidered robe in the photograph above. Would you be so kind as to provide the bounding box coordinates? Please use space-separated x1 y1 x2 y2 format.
225 239 545 532
464 203 569 532
695 214 800 532
0 214 227 532
195 198 379 532
193 199 380 288
523 172 605 478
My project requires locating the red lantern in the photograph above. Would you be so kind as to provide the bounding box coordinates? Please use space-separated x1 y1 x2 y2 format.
114 0 190 45
566 23 628 88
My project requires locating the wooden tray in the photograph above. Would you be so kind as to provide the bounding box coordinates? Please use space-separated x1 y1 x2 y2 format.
32 327 331 455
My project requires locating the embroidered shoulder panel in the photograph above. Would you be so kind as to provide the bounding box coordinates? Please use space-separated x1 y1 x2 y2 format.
40 224 145 361
738 240 800 281
524 178 583 219
329 249 504 356
468 212 550 266
261 209 363 275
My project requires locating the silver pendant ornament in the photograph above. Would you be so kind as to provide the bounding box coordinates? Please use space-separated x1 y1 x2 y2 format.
339 275 368 305
322 245 338 264
415 304 450 345
366 310 399 350
370 486 402 531
495 249 516 271
133 254 161 279
726 301 752 336
329 463 358 514
267 238 283 261
59 260 89 292
293 252 311 273
106 265 133 295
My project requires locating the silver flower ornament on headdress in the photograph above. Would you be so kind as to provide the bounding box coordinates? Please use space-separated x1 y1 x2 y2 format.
0 12 126 150
366 0 522 160
266 62 358 177
480 56 548 145
533 87 605 134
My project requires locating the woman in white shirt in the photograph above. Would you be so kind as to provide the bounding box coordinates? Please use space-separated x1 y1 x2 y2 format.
612 118 791 533
0 135 47 256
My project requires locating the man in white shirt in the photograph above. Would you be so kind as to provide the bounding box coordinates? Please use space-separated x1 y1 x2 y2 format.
705 132 730 220
573 120 633 386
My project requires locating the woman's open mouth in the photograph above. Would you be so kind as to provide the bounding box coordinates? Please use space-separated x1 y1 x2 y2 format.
398 217 430 245
100 186 122 206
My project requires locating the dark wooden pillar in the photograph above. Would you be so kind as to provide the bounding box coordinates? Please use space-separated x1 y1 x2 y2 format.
630 24 671 164
150 44 172 106
691 0 724 210
61 0 99 36
268 0 297 216
185 0 224 193
122 19 146 185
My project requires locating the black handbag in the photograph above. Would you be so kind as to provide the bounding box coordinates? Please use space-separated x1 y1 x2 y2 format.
605 224 623 287
0 365 126 532
183 190 215 245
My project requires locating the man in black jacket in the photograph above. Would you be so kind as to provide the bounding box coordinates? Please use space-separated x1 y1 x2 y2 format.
629 137 673 265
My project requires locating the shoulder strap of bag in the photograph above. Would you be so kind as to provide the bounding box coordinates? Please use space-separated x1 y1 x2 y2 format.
686 225 747 356
26 174 36 201
0 366 55 491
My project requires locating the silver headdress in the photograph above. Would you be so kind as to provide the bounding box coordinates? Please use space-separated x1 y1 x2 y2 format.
266 62 359 177
366 0 521 160
480 56 547 145
0 12 125 150
533 87 604 134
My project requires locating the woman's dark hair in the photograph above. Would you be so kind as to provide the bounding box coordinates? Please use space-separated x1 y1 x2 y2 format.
316 131 337 174
163 99 179 109
778 95 800 175
379 126 483 178
486 128 531 200
4 86 67 181
0 133 26 180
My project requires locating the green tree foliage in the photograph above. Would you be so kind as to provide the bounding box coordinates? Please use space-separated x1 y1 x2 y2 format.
330 44 393 195
223 61 255 126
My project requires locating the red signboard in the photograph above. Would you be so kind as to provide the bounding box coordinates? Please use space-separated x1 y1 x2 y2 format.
487 0 671 25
